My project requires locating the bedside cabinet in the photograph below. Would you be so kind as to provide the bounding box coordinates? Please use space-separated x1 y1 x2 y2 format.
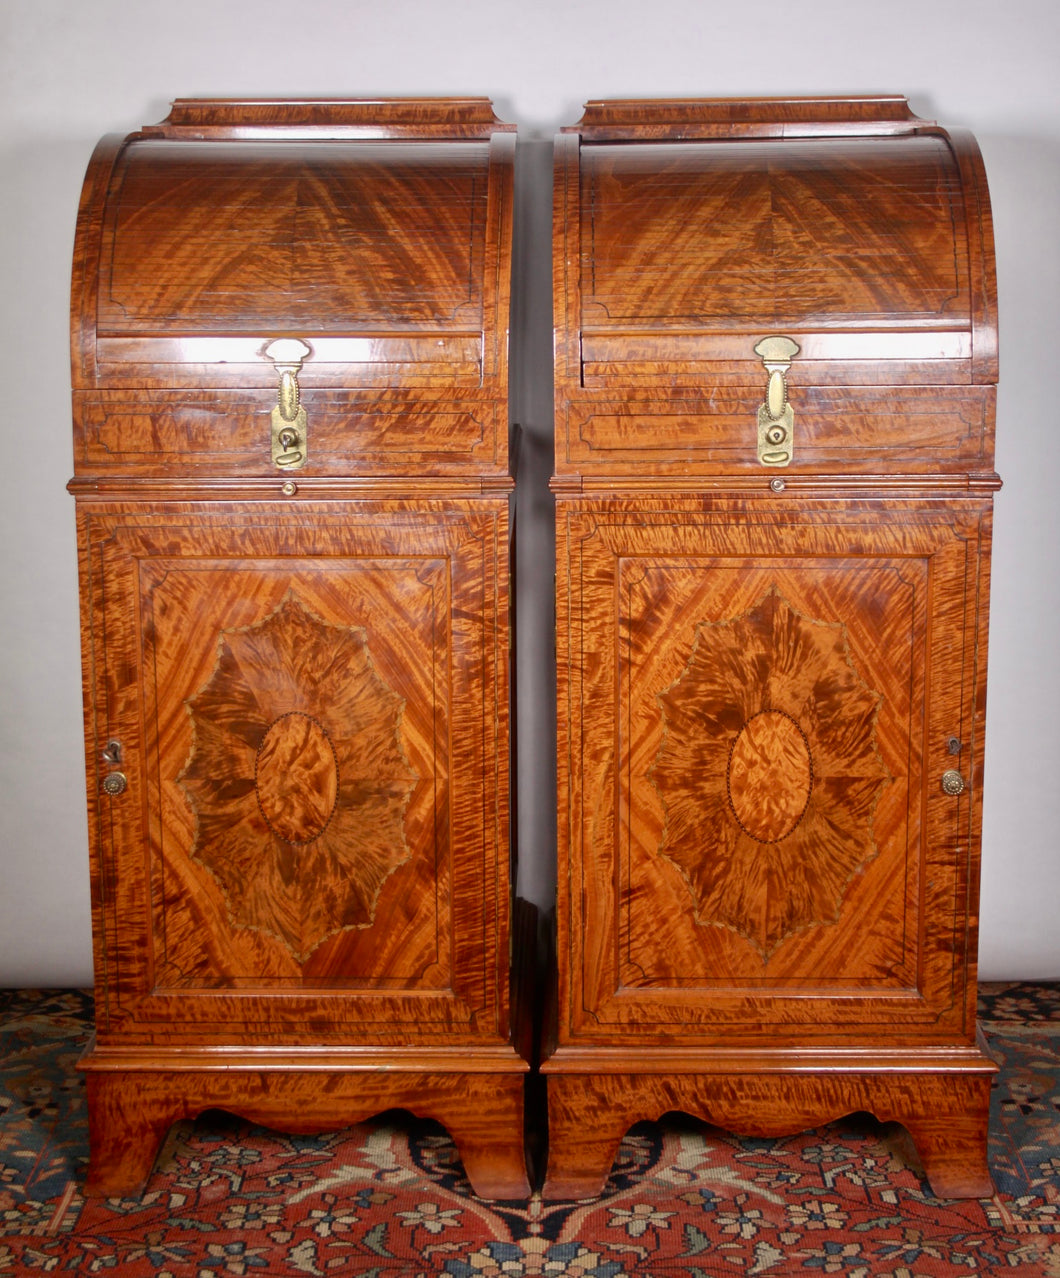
70 98 529 1199
545 96 999 1199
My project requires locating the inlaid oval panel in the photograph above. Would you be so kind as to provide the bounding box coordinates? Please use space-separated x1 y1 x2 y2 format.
726 710 812 843
255 712 339 845
652 589 889 956
180 594 419 961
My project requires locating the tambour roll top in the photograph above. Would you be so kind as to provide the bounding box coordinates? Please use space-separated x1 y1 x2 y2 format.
70 99 515 479
554 96 997 479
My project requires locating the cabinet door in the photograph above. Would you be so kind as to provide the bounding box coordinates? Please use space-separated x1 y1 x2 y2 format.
556 497 990 1047
78 499 510 1046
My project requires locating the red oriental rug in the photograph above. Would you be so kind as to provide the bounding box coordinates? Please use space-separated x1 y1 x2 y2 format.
0 983 1057 1275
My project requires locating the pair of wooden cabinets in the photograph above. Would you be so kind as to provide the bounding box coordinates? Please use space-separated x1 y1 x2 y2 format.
70 97 999 1202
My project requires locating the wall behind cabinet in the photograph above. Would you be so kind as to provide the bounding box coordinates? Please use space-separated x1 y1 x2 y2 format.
0 0 1057 982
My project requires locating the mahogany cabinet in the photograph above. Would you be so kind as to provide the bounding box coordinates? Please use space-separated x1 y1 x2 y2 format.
545 98 1000 1199
70 99 529 1199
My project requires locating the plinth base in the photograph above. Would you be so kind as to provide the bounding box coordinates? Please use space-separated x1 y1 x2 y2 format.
542 1043 995 1200
80 1045 530 1201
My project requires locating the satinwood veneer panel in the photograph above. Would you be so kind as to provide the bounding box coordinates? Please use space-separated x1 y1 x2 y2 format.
553 495 991 1047
557 386 995 475
581 137 969 332
78 499 512 1047
99 142 489 335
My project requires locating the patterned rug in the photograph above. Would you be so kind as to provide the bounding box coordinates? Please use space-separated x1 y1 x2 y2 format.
0 984 1057 1275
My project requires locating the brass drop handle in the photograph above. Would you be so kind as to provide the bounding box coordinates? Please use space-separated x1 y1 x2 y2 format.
278 369 300 422
754 336 800 468
941 769 966 796
264 338 311 470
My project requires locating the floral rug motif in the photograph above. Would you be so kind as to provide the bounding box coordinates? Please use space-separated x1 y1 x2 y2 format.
0 984 1057 1275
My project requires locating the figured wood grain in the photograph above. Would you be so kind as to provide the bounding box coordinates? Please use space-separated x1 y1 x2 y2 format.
582 138 967 330
72 100 525 1201
78 500 512 1040
73 392 504 478
553 97 998 479
254 712 340 844
70 100 515 481
179 593 418 962
549 97 998 1203
83 1065 529 1200
151 97 515 139
101 142 488 334
542 1065 994 1200
554 496 988 1038
560 385 995 477
726 710 812 842
569 96 925 139
651 589 890 957
947 128 999 384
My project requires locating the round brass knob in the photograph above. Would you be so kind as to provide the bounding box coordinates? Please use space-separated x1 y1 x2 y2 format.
941 769 966 796
769 477 786 493
102 772 127 796
281 481 298 497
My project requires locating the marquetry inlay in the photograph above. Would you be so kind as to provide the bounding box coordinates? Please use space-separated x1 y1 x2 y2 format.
726 709 813 844
254 712 340 845
179 592 418 962
651 589 890 958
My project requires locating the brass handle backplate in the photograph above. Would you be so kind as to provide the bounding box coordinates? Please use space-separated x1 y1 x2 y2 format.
265 338 311 470
754 336 800 467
